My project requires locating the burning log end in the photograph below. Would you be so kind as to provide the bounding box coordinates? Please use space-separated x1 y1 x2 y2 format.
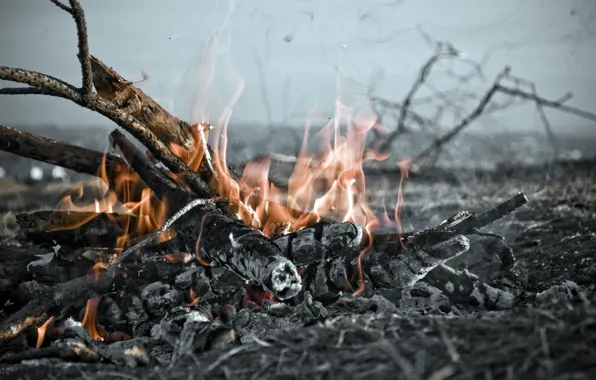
194 213 302 300
263 258 302 300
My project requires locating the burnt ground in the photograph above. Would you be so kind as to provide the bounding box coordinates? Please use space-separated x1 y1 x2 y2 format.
0 132 595 379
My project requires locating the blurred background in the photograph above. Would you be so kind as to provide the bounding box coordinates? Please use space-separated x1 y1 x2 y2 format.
1 0 595 179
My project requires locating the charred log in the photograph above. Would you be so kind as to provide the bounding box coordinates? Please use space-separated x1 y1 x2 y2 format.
189 212 302 300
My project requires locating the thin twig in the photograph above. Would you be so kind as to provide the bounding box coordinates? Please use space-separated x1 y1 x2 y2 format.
49 0 72 12
413 68 509 164
68 0 94 99
496 85 596 124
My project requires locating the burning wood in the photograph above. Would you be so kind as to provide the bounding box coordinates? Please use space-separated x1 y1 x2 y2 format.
1 1 595 378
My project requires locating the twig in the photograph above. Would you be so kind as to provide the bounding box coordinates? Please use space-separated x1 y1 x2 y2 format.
413 68 509 164
49 0 71 12
0 124 130 183
378 44 455 152
48 1 92 100
496 85 596 124
68 0 94 99
0 86 66 97
110 129 189 205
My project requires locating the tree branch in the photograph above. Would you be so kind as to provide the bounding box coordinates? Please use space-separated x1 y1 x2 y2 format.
0 65 215 199
68 0 94 99
49 0 71 12
48 0 93 99
0 86 67 98
495 85 596 124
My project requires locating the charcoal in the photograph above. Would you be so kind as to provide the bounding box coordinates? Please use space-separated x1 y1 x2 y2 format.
217 304 237 323
209 266 244 295
173 268 196 289
169 313 237 364
122 294 150 332
425 264 516 310
98 296 126 329
364 234 470 289
14 281 51 305
330 294 399 315
140 282 184 319
103 338 151 367
273 221 362 266
232 292 328 343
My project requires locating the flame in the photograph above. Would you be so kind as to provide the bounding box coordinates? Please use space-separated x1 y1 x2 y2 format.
82 297 103 341
188 288 199 307
36 316 54 349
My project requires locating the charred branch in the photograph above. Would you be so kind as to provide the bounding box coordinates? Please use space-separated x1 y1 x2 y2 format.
109 129 190 208
0 125 138 194
15 211 145 249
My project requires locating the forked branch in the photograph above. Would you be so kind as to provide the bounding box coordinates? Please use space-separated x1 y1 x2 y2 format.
0 1 214 200
50 0 93 100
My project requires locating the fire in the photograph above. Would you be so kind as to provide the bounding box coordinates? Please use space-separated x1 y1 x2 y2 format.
82 297 103 341
52 27 411 303
36 316 55 348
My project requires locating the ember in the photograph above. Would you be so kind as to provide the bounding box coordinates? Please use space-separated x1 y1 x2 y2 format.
1 1 596 379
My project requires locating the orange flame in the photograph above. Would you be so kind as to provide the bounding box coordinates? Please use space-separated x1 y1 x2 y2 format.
36 316 55 349
82 297 103 341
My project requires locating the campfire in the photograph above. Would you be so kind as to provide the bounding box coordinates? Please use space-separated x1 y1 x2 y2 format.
1 1 596 379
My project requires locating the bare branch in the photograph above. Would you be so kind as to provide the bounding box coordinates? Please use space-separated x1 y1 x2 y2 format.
413 69 508 165
0 66 81 99
69 0 93 99
495 85 596 124
0 65 214 199
49 0 72 12
0 86 67 98
48 0 93 99
377 43 460 153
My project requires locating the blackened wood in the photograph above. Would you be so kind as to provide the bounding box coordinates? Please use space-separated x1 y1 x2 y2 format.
451 193 528 235
425 264 516 310
16 211 134 248
273 221 362 267
0 246 53 306
363 235 470 290
191 212 301 300
109 129 190 210
0 259 186 343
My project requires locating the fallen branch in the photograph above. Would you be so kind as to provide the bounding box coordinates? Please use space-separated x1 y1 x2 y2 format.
0 125 136 192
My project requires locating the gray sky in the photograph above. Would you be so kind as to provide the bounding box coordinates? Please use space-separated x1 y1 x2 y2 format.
1 0 595 134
